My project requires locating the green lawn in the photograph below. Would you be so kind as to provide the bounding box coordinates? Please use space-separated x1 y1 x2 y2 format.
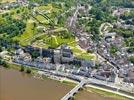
34 4 62 13
61 80 76 86
86 87 133 100
33 3 63 25
41 34 74 48
36 15 49 24
68 42 95 60
35 4 53 11
77 53 95 60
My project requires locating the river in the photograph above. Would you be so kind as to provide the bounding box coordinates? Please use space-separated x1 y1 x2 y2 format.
0 68 73 100
0 67 126 100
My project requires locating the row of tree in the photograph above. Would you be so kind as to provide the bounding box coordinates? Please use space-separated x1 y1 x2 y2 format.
20 65 32 74
0 16 26 38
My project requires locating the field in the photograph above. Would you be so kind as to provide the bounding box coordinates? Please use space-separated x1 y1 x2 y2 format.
13 3 63 46
86 87 133 100
75 87 133 100
0 0 16 3
1 2 95 60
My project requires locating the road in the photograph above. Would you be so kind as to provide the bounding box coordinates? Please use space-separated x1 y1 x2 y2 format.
69 4 87 27
60 74 134 100
95 52 116 68
69 5 79 27
99 22 113 35
6 60 134 99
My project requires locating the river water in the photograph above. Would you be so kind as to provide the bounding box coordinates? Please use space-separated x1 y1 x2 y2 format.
0 67 124 100
0 68 73 100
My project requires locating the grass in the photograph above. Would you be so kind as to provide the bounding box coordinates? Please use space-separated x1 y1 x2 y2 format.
47 36 74 48
86 87 134 100
32 29 74 48
62 80 76 86
36 15 49 24
33 3 63 25
77 53 95 60
68 42 95 60
34 4 62 14
35 4 53 11
7 63 21 70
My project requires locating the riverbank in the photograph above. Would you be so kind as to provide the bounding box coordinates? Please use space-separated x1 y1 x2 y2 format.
43 71 134 100
0 67 127 100
75 88 125 100
1 63 134 100
61 79 134 100
85 86 133 100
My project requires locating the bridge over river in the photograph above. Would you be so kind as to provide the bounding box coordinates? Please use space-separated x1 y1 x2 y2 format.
61 79 87 100
60 77 134 100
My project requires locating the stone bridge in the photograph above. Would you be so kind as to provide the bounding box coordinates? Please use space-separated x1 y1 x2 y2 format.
61 79 87 100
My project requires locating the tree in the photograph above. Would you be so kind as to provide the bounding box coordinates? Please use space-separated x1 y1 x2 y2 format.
0 46 2 52
26 68 31 74
128 56 134 64
0 57 4 65
0 16 26 37
20 65 25 72
16 9 20 14
127 47 134 53
31 51 40 58
3 62 9 68
109 45 118 54
87 49 94 53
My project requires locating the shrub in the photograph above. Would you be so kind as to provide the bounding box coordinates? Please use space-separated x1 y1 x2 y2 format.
20 65 25 72
26 68 31 74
